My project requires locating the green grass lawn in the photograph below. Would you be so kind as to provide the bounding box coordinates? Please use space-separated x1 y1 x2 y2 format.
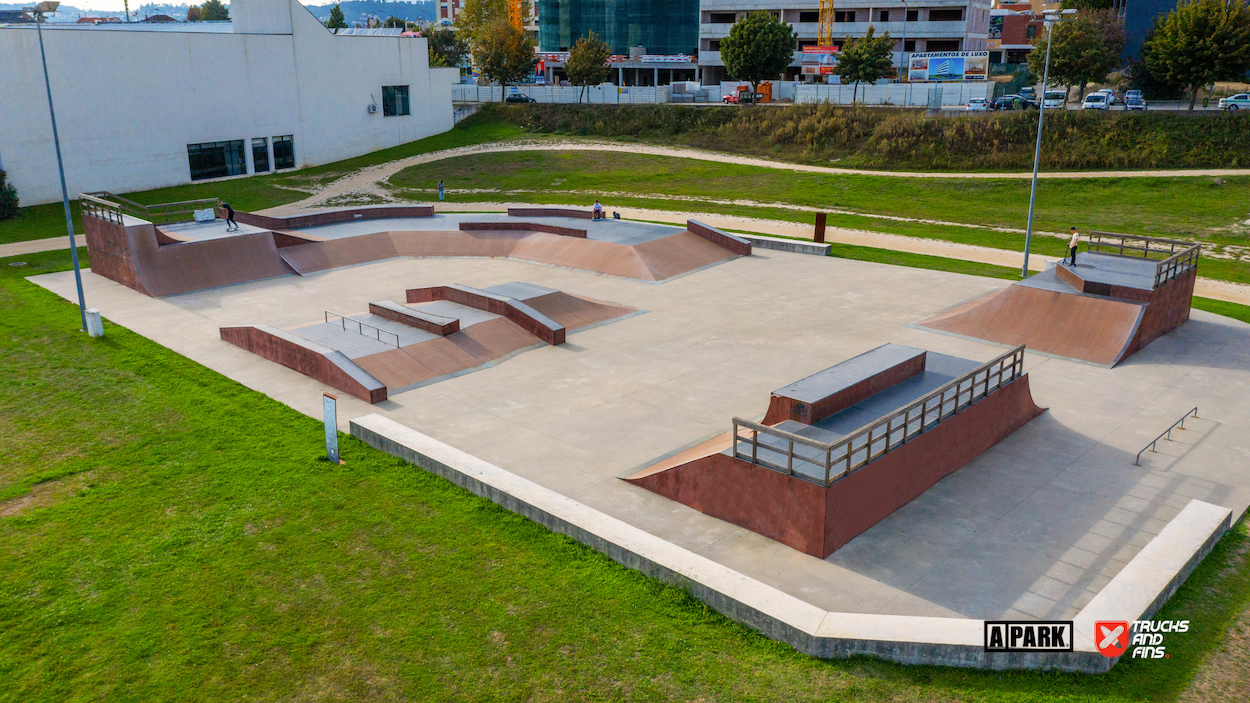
4 247 1250 701
0 120 526 246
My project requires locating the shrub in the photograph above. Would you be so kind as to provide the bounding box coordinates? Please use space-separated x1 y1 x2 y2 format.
0 170 18 220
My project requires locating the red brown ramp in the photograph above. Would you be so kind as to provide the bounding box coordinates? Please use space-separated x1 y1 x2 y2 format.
918 285 1145 366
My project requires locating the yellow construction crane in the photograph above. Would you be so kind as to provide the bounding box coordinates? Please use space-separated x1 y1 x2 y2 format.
508 0 522 30
817 0 835 46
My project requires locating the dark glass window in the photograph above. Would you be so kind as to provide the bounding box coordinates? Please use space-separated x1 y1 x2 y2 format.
834 11 854 22
273 135 294 170
252 138 269 173
708 39 721 51
798 11 818 22
907 10 919 21
926 40 961 52
879 10 890 22
383 85 410 116
904 39 916 52
929 9 964 21
709 13 735 24
187 140 245 181
1026 25 1037 39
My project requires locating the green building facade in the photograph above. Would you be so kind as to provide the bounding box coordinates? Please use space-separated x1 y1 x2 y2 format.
538 0 699 56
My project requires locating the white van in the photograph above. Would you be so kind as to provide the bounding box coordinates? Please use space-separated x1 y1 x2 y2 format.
1043 91 1066 109
1082 93 1109 110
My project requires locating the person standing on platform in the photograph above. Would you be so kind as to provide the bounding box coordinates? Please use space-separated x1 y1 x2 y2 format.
223 202 238 232
1067 227 1081 266
437 180 445 202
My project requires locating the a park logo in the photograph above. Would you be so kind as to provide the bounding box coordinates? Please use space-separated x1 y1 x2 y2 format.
1095 621 1130 658
983 621 1074 653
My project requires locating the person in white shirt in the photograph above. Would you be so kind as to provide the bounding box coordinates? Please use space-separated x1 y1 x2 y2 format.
1067 227 1081 266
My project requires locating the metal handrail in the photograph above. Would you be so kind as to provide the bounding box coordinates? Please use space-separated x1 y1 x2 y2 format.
1152 245 1201 288
80 191 220 225
324 311 400 348
732 345 1027 486
1134 408 1199 466
79 193 125 225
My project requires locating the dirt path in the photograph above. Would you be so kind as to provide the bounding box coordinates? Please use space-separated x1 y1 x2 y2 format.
266 139 1250 215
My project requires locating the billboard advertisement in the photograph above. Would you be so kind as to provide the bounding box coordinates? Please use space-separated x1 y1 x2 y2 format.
907 51 989 82
801 46 839 75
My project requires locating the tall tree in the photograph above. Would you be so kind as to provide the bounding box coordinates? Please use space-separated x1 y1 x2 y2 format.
719 11 797 105
566 31 611 103
185 4 201 22
837 26 895 105
456 0 533 45
427 27 470 69
325 5 347 31
199 0 228 21
1026 10 1125 102
473 19 537 90
1143 0 1250 110
384 16 406 29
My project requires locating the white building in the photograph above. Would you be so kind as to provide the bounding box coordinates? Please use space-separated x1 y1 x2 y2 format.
698 1 992 83
0 0 457 206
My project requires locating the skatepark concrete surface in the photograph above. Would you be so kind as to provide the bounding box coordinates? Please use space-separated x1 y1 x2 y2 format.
30 247 1250 625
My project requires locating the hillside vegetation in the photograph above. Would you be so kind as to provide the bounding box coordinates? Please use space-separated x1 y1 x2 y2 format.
488 103 1250 171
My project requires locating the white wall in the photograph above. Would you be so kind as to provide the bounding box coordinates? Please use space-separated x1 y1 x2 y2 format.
797 81 994 107
0 0 454 206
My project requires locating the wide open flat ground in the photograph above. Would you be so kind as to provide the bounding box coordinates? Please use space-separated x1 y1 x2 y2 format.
32 244 1250 622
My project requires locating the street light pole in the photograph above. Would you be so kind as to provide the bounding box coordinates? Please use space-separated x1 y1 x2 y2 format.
27 2 88 331
1020 9 1075 278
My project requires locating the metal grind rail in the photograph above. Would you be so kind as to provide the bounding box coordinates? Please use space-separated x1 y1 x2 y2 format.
1134 408 1199 466
732 345 1026 487
1087 230 1201 288
325 312 400 348
81 191 221 226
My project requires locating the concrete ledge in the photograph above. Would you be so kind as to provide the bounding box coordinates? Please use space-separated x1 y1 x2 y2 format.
687 220 753 256
459 221 587 238
368 300 459 336
405 284 566 345
349 413 1234 672
736 233 831 256
221 324 386 403
507 206 593 220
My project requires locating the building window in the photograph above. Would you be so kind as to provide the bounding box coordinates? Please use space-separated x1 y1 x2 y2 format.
382 85 410 117
926 40 961 52
187 140 245 181
879 10 890 22
273 135 295 170
1026 25 1037 39
797 40 817 49
907 10 919 21
708 39 721 51
798 11 819 22
834 11 854 22
709 12 735 24
929 9 964 22
904 39 916 52
252 138 269 173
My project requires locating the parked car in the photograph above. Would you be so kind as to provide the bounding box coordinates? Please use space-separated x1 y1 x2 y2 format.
1219 94 1250 110
1082 93 1110 110
504 93 536 104
991 94 1038 110
722 92 763 104
1125 96 1148 111
1125 89 1143 101
1019 86 1037 100
966 98 988 112
1095 88 1117 105
1043 90 1067 109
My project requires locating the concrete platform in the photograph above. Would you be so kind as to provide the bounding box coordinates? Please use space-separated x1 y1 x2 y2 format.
30 247 1250 629
294 212 682 246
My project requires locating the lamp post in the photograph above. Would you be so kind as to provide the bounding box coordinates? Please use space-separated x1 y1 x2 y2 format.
25 1 88 332
1021 8 1076 278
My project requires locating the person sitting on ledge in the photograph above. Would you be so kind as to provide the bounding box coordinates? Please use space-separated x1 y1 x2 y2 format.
1067 226 1081 266
613 211 620 220
592 200 604 221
